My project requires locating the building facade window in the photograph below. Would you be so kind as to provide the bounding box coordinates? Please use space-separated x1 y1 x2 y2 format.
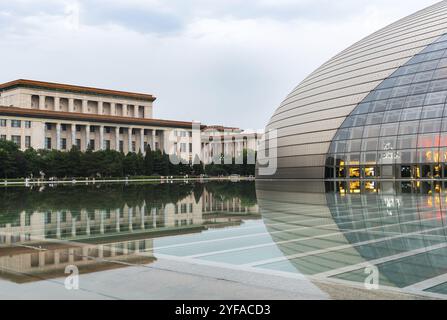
25 121 31 128
11 120 21 128
61 124 67 131
11 135 21 148
46 123 52 130
61 138 67 150
0 119 6 127
105 140 111 150
25 136 31 148
0 135 6 140
45 137 52 149
89 139 95 150
132 141 136 152
44 212 51 224
76 125 81 132
119 140 124 152
76 139 81 148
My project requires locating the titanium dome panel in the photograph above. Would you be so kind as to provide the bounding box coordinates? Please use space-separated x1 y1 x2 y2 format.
259 1 447 179
326 34 447 179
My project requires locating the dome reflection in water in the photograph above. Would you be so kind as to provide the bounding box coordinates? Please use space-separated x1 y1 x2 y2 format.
256 180 447 297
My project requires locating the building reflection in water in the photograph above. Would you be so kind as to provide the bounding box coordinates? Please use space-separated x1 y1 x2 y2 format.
0 182 259 283
256 180 447 297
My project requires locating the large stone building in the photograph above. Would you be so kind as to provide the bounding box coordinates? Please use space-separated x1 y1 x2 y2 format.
0 79 259 166
258 1 447 180
0 79 201 161
201 126 259 165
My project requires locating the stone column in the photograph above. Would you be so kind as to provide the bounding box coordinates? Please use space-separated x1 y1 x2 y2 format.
56 211 61 239
71 124 76 149
134 105 139 118
86 215 91 236
145 105 152 119
68 98 74 112
153 207 157 228
100 211 104 234
129 208 133 231
115 127 120 152
152 130 156 150
116 209 121 232
85 124 90 151
140 128 145 154
39 95 45 110
82 100 88 113
98 101 103 115
55 97 61 112
99 125 104 150
71 218 76 237
128 127 133 153
43 123 47 149
111 103 116 116
141 202 146 230
56 123 61 150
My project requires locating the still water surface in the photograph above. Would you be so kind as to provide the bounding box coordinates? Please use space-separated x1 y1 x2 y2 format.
0 180 446 298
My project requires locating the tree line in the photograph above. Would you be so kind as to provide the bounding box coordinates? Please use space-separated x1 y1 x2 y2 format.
0 181 257 220
0 140 256 179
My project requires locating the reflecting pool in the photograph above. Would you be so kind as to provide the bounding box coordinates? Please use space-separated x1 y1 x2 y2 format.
0 181 259 284
1 180 447 299
256 180 447 299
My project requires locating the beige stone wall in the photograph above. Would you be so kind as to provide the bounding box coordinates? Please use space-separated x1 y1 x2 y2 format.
0 87 153 119
0 114 200 156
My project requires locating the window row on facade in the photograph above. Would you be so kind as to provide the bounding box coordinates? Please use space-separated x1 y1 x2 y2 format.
325 163 447 179
28 94 150 119
326 153 447 178
0 119 32 128
0 134 31 148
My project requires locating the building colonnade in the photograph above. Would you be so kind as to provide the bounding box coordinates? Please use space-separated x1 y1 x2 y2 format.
44 122 162 154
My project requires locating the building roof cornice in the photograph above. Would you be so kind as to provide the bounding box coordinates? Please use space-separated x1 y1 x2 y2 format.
0 79 156 102
0 106 204 129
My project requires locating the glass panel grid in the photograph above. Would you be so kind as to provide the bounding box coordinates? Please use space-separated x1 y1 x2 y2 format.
326 34 447 179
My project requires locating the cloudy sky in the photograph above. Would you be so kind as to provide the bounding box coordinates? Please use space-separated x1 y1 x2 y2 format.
0 0 441 129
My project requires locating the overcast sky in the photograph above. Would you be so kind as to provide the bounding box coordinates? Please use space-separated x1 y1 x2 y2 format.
0 0 441 129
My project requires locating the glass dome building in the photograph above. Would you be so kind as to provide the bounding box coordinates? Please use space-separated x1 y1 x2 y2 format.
259 1 447 180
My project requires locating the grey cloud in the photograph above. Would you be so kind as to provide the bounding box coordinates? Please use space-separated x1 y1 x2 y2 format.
79 2 184 34
0 0 442 129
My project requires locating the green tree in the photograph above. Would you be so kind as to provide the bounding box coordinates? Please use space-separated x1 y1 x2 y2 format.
153 151 169 176
144 146 154 176
123 152 138 176
192 155 205 176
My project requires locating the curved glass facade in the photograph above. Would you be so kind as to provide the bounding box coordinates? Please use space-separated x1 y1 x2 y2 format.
259 1 447 180
325 33 447 179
